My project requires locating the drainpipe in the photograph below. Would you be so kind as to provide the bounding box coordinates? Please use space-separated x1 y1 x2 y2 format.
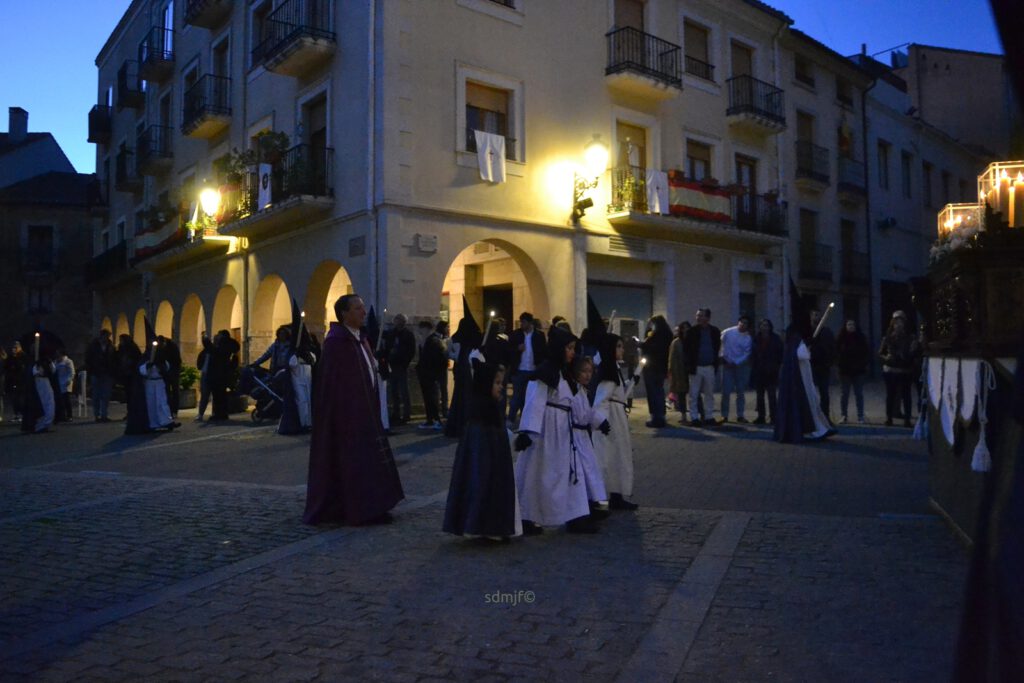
240 29 251 364
773 20 788 326
369 0 382 309
862 75 879 374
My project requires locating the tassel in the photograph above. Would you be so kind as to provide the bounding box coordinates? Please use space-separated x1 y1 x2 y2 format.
971 361 996 473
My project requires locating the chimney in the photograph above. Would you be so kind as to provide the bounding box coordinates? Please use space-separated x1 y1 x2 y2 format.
8 107 28 143
861 43 867 56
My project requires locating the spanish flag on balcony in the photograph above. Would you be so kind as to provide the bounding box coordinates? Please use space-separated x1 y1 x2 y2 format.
668 171 731 223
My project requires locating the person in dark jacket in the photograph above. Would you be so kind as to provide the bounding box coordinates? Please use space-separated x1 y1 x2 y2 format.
85 329 116 422
682 308 722 426
808 309 836 420
115 335 142 418
640 315 673 428
878 311 917 427
384 313 416 425
158 336 182 417
195 333 213 421
751 319 784 425
836 319 870 423
416 320 448 430
507 313 546 423
208 330 240 421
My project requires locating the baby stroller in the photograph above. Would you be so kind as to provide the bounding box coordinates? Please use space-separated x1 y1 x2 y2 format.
238 365 285 423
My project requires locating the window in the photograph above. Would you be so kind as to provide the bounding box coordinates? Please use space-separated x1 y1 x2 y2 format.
941 170 951 205
118 218 127 242
836 77 853 107
901 151 912 198
212 37 229 77
731 41 753 78
616 121 647 170
795 55 815 87
466 81 514 160
250 0 272 67
877 140 890 189
922 161 933 207
106 85 114 108
614 0 644 30
686 139 712 181
101 229 110 252
796 111 814 142
799 208 818 244
27 287 53 314
684 21 713 80
133 211 144 237
25 225 54 271
840 218 856 252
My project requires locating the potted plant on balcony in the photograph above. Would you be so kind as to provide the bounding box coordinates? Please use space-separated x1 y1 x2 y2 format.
247 131 290 166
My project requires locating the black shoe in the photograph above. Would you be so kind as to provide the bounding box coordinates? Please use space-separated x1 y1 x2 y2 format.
589 502 610 520
609 493 639 511
565 515 599 534
884 418 893 426
522 520 544 536
752 417 765 425
903 419 913 428
736 417 749 424
689 419 702 427
645 420 667 428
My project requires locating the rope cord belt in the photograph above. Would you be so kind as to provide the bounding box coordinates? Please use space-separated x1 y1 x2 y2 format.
546 401 579 485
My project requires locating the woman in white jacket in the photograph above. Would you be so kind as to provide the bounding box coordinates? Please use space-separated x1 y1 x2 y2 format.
592 333 639 510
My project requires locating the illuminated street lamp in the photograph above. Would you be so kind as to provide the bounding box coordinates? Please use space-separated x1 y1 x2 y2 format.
572 134 610 224
199 186 221 219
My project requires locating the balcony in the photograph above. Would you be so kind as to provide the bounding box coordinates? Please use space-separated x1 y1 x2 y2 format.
799 243 834 282
837 156 866 204
466 128 516 161
726 76 786 135
684 55 715 82
217 144 334 241
138 27 175 82
794 141 830 193
117 60 145 110
605 27 682 100
136 125 173 176
114 150 143 193
841 250 870 287
606 166 787 250
253 0 335 77
182 75 232 139
86 241 133 285
184 0 233 29
88 105 112 144
133 226 236 272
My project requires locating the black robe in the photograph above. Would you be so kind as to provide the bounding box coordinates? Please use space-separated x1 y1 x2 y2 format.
124 365 152 435
443 391 517 538
19 363 44 434
773 330 815 444
276 365 302 435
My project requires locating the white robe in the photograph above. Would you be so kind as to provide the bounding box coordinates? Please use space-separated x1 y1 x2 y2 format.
570 390 608 503
140 362 173 429
593 368 636 496
796 342 831 439
32 363 55 432
289 354 314 428
514 377 592 527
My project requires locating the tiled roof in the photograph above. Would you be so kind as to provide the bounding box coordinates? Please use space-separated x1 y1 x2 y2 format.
0 171 101 208
0 132 49 156
740 0 793 24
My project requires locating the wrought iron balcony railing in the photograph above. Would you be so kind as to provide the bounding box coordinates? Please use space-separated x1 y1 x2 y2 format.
253 0 335 66
605 27 682 89
88 105 112 144
117 60 145 109
685 55 715 81
138 26 175 80
837 156 866 193
136 125 174 173
795 141 830 184
182 74 232 133
87 241 128 283
465 128 517 161
115 149 142 192
799 243 834 281
841 250 870 286
726 75 785 124
731 193 788 236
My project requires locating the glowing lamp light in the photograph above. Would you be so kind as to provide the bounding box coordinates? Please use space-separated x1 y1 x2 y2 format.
199 187 222 218
583 134 610 179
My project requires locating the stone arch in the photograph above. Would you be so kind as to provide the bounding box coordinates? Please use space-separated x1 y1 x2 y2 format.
100 316 113 334
441 238 551 334
155 300 174 339
211 285 242 341
179 294 206 362
304 260 354 341
115 313 130 340
252 274 292 359
132 308 148 348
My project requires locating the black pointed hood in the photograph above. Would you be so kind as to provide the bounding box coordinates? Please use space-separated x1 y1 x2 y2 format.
535 324 578 388
597 333 624 385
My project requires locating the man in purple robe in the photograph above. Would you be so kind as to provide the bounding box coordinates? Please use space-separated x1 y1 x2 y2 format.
303 294 405 525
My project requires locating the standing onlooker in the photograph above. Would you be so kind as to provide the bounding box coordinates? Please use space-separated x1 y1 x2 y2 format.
251 326 292 374
667 322 690 418
209 330 240 422
640 315 673 428
5 342 27 423
683 308 721 426
836 319 870 423
195 333 213 421
809 309 836 420
385 313 416 425
751 319 783 425
85 329 116 422
878 311 917 427
116 334 142 416
159 336 182 417
719 316 753 423
55 349 75 422
507 312 545 423
416 320 447 430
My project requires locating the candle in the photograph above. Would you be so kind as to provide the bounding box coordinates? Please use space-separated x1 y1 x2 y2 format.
813 302 835 339
998 170 1011 219
376 308 387 352
483 310 496 343
606 309 617 333
33 332 40 361
1013 173 1024 227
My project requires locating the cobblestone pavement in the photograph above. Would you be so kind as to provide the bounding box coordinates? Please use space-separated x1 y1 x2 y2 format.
0 381 968 681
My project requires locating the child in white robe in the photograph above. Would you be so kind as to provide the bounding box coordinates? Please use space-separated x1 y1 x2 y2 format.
570 356 610 516
593 333 640 510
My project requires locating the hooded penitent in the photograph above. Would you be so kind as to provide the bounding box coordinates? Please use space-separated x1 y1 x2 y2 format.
597 333 624 386
535 324 578 390
444 299 485 438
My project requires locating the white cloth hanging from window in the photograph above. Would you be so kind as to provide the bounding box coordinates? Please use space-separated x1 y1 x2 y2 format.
474 130 506 183
645 169 669 214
